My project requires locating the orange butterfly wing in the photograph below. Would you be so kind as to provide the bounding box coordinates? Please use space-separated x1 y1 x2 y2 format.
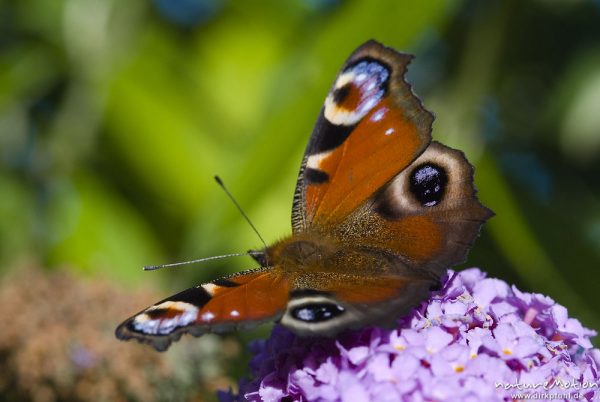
292 40 433 230
116 269 289 351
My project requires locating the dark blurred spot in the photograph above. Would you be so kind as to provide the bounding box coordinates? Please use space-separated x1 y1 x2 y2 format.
153 0 222 28
0 5 17 50
6 79 69 171
406 30 448 95
586 221 600 254
500 152 552 203
29 80 67 135
480 96 503 143
299 0 342 12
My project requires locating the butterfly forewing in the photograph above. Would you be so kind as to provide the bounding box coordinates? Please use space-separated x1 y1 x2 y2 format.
116 269 289 351
292 40 434 231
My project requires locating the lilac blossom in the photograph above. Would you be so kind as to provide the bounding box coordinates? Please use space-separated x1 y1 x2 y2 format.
219 269 600 401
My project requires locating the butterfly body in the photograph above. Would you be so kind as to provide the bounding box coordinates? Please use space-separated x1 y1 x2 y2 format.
116 40 492 351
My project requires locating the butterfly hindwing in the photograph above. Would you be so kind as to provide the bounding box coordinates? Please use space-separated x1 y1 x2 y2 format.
292 40 434 231
332 141 493 278
116 269 289 351
281 270 437 336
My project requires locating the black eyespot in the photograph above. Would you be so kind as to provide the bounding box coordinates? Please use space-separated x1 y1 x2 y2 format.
291 303 345 323
409 163 448 207
332 84 351 104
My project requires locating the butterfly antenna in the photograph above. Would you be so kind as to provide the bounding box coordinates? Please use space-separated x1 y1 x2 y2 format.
214 175 268 250
144 251 262 271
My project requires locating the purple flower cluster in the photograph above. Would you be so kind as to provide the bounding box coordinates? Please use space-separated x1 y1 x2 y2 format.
220 269 600 401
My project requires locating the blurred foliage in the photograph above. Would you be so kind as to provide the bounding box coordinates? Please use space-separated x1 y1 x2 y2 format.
1 0 600 399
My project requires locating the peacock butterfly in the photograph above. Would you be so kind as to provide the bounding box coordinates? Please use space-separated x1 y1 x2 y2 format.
116 40 493 351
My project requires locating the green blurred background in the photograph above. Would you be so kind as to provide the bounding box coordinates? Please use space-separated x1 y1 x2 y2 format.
1 0 600 400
